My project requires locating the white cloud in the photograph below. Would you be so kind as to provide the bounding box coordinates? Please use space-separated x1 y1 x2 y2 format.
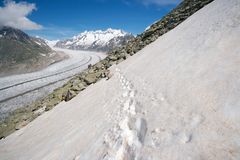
140 0 182 6
0 0 42 30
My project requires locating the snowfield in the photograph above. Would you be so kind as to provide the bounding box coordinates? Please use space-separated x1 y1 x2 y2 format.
0 0 240 159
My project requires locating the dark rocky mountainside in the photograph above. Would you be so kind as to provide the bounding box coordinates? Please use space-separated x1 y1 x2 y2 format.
0 26 66 76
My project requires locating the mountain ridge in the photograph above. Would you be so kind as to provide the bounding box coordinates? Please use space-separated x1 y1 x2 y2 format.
55 28 134 52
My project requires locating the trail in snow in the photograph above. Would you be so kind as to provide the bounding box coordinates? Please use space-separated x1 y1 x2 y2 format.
91 68 206 160
95 68 148 160
73 68 149 160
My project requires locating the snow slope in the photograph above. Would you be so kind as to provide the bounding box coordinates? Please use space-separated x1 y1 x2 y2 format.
1 0 240 159
55 28 133 52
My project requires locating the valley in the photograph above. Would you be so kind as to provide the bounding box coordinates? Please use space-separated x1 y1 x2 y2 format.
0 47 105 120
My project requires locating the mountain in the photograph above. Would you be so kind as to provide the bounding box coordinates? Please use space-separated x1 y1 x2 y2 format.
55 28 134 52
44 39 59 48
0 26 66 76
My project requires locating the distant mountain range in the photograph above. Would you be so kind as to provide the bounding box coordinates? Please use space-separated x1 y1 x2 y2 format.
0 26 66 76
55 28 134 52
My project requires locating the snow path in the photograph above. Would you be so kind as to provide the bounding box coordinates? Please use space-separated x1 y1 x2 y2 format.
1 0 240 159
94 68 148 160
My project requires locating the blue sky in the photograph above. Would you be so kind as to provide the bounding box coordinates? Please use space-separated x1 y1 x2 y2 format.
0 0 181 40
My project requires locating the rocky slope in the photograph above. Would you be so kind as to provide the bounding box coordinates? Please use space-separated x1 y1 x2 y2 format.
0 26 67 77
55 28 134 52
0 0 214 139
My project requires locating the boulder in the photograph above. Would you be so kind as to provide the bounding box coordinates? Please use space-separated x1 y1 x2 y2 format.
15 120 29 130
63 90 75 102
108 55 118 61
83 73 98 85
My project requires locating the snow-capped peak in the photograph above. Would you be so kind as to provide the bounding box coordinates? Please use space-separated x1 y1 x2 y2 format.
55 28 134 52
73 28 128 44
44 39 60 48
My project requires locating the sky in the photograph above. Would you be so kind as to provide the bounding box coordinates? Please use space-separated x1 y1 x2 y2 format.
0 0 181 40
